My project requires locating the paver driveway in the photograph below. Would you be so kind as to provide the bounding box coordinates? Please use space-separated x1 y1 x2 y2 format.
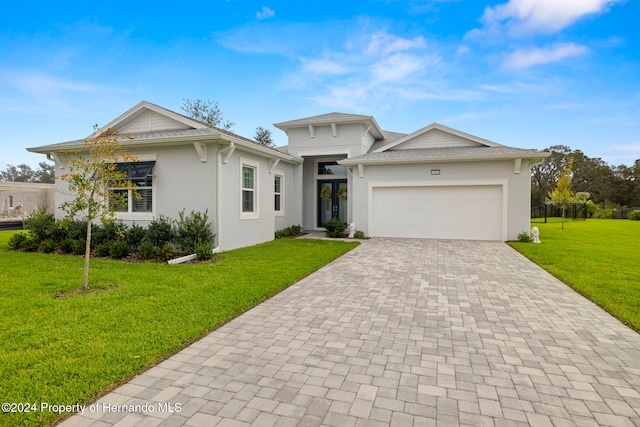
62 239 640 426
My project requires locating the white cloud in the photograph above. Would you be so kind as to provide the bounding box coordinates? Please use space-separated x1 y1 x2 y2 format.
302 58 350 75
502 43 589 69
471 0 623 38
256 6 275 21
613 141 640 152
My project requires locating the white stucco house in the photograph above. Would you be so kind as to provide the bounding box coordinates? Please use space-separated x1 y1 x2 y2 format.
28 101 549 250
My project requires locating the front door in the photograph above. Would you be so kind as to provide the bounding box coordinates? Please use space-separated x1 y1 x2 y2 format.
317 179 347 227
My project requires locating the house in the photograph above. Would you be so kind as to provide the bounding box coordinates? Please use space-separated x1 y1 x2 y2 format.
28 101 549 250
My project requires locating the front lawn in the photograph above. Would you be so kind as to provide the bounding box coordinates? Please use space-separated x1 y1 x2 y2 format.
509 219 640 333
0 231 358 426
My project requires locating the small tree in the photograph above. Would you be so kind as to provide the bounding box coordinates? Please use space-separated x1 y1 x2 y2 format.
254 126 274 147
548 158 577 229
181 98 235 130
58 126 137 290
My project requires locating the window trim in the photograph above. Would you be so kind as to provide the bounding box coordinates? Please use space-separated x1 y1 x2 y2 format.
110 156 156 221
274 172 284 217
240 158 259 220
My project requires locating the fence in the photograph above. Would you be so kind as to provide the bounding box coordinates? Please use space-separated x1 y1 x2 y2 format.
531 203 587 223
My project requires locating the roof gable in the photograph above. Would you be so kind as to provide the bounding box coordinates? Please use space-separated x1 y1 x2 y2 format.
98 101 208 136
274 112 385 140
374 123 500 153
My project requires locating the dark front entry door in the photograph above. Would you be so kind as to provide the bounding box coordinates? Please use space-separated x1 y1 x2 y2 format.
317 179 347 227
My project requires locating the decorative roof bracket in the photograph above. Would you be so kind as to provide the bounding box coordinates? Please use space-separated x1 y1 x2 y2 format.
514 158 522 174
193 142 207 163
308 125 315 138
331 123 338 137
268 159 280 174
363 124 372 138
358 164 364 178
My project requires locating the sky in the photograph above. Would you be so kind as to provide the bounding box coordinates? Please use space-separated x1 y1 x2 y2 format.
1 0 639 169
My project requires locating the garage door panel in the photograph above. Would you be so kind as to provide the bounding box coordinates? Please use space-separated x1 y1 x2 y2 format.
372 185 503 240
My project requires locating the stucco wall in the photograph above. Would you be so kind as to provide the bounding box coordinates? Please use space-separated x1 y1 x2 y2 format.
349 159 532 241
273 162 303 232
286 124 370 158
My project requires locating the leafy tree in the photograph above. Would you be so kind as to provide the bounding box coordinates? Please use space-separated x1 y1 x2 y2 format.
0 162 54 183
181 98 235 130
548 158 577 229
254 126 274 147
58 126 137 290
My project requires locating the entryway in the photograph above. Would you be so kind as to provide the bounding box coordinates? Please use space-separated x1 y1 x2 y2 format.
317 179 347 227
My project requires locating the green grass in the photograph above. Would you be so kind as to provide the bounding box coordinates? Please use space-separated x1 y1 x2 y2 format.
0 231 358 426
509 219 640 333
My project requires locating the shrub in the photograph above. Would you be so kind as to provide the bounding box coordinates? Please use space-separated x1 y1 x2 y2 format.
8 232 30 250
139 241 155 260
594 209 613 219
109 240 130 259
517 231 531 243
354 230 365 239
59 238 75 254
275 224 303 238
64 219 89 241
174 209 215 254
196 243 214 261
323 218 347 238
21 238 38 252
126 223 147 249
146 216 175 247
157 243 176 261
71 239 86 255
95 243 111 257
629 210 640 221
39 240 56 253
24 208 56 243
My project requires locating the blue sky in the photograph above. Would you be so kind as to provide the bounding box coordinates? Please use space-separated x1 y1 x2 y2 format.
1 0 639 168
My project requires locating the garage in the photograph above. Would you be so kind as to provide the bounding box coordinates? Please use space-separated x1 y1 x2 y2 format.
371 184 504 240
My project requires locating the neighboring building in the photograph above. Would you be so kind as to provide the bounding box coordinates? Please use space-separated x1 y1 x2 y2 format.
0 181 55 218
28 101 549 250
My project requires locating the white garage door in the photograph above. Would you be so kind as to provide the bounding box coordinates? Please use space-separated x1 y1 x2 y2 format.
371 185 503 240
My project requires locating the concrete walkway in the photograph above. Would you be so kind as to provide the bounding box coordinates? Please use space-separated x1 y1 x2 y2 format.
62 239 640 426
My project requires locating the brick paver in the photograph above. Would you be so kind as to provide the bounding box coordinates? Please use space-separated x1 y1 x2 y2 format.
61 239 640 426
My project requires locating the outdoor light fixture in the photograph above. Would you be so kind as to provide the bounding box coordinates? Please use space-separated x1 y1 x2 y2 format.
431 169 440 175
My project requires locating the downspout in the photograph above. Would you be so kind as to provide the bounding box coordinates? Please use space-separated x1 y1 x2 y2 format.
215 142 236 252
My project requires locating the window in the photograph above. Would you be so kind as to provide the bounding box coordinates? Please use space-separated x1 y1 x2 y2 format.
242 165 255 213
274 174 284 215
111 161 154 214
318 161 347 176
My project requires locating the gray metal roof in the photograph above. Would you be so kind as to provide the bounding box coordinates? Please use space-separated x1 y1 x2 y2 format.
341 146 550 165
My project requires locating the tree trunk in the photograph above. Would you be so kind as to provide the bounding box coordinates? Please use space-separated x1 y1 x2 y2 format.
83 220 92 290
562 208 565 230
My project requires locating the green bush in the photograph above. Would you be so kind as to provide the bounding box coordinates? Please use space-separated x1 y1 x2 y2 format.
139 241 155 260
517 231 531 243
146 216 175 247
39 240 57 253
59 238 75 254
629 210 640 221
7 232 30 250
24 208 56 243
595 209 613 219
323 218 347 238
157 243 176 261
108 240 130 259
71 239 86 255
95 243 111 257
174 209 215 254
275 224 303 238
196 243 214 261
126 223 147 249
354 230 365 239
63 219 89 241
21 238 38 252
